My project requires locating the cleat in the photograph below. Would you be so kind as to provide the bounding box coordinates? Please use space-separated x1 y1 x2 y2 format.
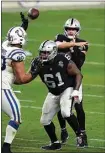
82 133 88 147
76 133 85 148
61 129 69 144
41 142 61 150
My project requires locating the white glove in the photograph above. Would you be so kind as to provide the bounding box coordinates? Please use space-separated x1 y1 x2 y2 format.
71 90 80 104
71 90 79 97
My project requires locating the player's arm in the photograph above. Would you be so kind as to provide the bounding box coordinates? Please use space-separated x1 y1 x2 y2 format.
10 50 38 84
20 12 29 31
56 41 88 49
12 61 33 84
67 61 83 90
13 56 41 84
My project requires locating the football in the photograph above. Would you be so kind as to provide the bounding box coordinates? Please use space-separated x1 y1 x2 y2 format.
27 8 39 20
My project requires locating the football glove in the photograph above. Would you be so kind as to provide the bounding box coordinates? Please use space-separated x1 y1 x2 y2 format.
30 56 42 79
71 90 80 104
20 12 28 31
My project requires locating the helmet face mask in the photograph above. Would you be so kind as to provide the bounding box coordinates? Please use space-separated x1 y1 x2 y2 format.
64 18 81 39
39 40 58 63
7 26 27 46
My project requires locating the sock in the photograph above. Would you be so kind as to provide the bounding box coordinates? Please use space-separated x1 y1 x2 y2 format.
44 122 58 143
57 110 66 129
65 114 80 136
4 120 19 144
2 142 11 148
75 102 85 131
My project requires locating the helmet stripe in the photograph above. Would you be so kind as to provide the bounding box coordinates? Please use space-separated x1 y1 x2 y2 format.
42 40 49 48
71 18 74 25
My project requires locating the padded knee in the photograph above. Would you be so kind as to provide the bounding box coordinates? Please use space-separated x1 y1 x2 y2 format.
40 115 51 126
61 107 71 118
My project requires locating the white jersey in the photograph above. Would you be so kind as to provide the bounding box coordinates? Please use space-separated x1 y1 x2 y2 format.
1 40 26 89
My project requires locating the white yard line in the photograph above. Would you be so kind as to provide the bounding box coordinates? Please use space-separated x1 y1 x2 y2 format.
21 105 105 115
84 94 104 98
2 136 105 149
89 43 105 47
85 61 105 66
28 38 105 48
13 145 105 150
20 100 35 103
14 23 104 32
89 139 105 142
84 84 105 88
22 105 42 109
13 90 21 93
85 111 105 115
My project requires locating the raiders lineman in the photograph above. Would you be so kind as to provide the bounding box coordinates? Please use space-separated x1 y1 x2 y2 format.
1 27 35 153
29 40 88 150
55 18 88 146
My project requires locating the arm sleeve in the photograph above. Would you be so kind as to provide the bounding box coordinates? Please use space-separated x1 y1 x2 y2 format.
20 12 29 31
21 20 28 31
55 34 64 42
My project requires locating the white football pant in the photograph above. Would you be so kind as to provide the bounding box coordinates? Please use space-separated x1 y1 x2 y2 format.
40 84 83 126
2 89 21 123
40 87 73 125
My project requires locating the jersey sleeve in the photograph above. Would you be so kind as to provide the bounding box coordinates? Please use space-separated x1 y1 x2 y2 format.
8 49 26 62
55 34 65 42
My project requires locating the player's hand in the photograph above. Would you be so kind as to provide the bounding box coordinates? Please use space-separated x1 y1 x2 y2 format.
71 90 80 104
75 42 88 47
20 12 28 23
30 56 42 79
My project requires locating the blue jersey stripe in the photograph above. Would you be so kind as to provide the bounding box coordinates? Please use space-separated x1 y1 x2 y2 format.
8 49 25 58
8 90 20 123
4 89 16 121
10 51 26 60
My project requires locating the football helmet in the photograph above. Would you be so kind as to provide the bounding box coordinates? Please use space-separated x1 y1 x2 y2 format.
64 18 81 39
39 40 58 62
7 26 27 46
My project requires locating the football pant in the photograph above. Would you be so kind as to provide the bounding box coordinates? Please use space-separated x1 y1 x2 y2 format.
2 89 21 123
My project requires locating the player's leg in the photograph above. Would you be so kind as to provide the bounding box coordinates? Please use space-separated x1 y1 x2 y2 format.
2 89 21 153
60 87 85 147
57 110 69 144
40 92 61 150
74 84 88 146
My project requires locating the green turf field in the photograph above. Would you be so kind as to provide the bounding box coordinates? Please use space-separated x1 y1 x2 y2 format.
2 8 105 152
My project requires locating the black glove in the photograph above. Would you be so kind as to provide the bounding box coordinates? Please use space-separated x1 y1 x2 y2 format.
20 12 28 31
30 56 42 79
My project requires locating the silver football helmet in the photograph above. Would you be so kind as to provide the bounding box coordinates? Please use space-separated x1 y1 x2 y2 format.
39 40 58 62
7 26 27 46
64 18 81 39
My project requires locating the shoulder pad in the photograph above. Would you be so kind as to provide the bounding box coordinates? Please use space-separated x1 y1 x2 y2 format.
8 49 26 62
55 34 65 41
57 53 71 61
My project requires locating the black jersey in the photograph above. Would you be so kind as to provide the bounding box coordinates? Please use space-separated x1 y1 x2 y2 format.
55 34 88 69
39 53 74 95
